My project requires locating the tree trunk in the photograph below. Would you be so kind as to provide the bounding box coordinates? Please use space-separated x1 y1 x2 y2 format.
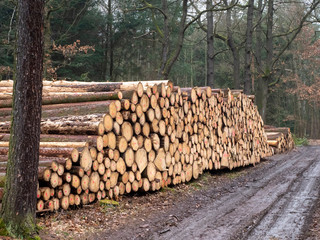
256 76 268 122
255 0 265 121
162 0 188 79
225 0 240 89
108 0 114 80
206 0 214 88
255 0 263 69
257 0 273 122
43 6 52 80
1 0 44 237
266 0 274 72
244 0 254 94
158 0 169 79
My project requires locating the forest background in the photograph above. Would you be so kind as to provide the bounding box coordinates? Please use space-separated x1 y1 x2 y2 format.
0 0 319 138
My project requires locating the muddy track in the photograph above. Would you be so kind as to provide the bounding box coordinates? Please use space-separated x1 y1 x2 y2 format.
93 146 320 240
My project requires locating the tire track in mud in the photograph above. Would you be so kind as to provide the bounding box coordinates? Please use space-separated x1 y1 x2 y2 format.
156 146 320 240
244 147 320 240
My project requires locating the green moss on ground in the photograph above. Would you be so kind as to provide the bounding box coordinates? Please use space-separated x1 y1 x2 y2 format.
0 217 42 240
0 218 10 237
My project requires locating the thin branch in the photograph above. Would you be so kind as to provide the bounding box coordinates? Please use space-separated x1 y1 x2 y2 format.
273 22 311 38
47 0 67 18
272 0 320 68
213 48 230 57
7 6 16 44
133 31 155 39
57 0 91 43
151 9 164 39
184 0 239 33
138 0 168 18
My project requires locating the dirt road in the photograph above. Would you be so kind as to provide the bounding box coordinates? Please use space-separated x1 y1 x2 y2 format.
39 146 320 239
159 146 320 240
90 146 320 240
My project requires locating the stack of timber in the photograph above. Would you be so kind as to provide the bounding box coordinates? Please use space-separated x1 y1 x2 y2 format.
265 125 294 153
0 79 275 212
0 79 170 121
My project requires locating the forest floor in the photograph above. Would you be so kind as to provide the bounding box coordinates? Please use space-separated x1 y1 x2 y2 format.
37 145 320 240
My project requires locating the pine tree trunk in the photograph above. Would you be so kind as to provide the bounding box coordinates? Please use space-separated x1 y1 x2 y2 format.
158 0 169 79
244 0 254 94
256 77 268 122
1 0 44 237
206 0 214 88
224 0 240 89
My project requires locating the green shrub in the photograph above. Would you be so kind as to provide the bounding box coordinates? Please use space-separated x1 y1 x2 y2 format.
292 134 309 146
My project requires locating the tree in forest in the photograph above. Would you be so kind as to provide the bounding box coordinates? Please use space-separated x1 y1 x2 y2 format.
139 0 189 79
1 0 44 237
197 0 245 89
206 0 215 87
243 0 254 94
254 0 320 121
282 26 320 137
140 0 236 81
0 1 16 79
222 0 241 89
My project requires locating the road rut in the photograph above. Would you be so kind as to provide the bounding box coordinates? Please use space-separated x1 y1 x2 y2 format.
158 146 320 240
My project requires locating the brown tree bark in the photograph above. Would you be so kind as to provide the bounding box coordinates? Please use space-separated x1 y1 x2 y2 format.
206 0 215 88
244 0 254 94
1 0 44 237
224 0 240 89
158 0 169 79
0 91 120 108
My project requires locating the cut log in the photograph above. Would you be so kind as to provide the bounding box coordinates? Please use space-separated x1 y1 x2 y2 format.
0 91 122 108
71 175 81 189
0 133 99 143
135 148 147 173
121 121 133 142
89 172 100 193
140 94 150 112
142 162 156 182
80 147 92 171
103 114 113 132
154 148 166 171
116 157 126 175
124 147 134 168
110 172 119 188
117 136 128 153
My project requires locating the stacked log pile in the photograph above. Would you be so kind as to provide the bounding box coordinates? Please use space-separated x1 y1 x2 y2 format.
265 125 294 153
0 79 275 212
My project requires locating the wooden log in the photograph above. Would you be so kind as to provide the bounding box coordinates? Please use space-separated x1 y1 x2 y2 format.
267 140 279 147
143 162 156 182
89 172 100 193
135 148 147 173
0 91 122 108
37 200 45 211
117 136 128 153
80 147 92 172
154 148 166 171
0 79 170 88
142 178 150 192
0 101 113 121
131 180 139 192
0 133 99 143
140 94 150 112
151 134 160 151
110 172 119 188
116 158 126 175
71 175 81 189
121 122 133 142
